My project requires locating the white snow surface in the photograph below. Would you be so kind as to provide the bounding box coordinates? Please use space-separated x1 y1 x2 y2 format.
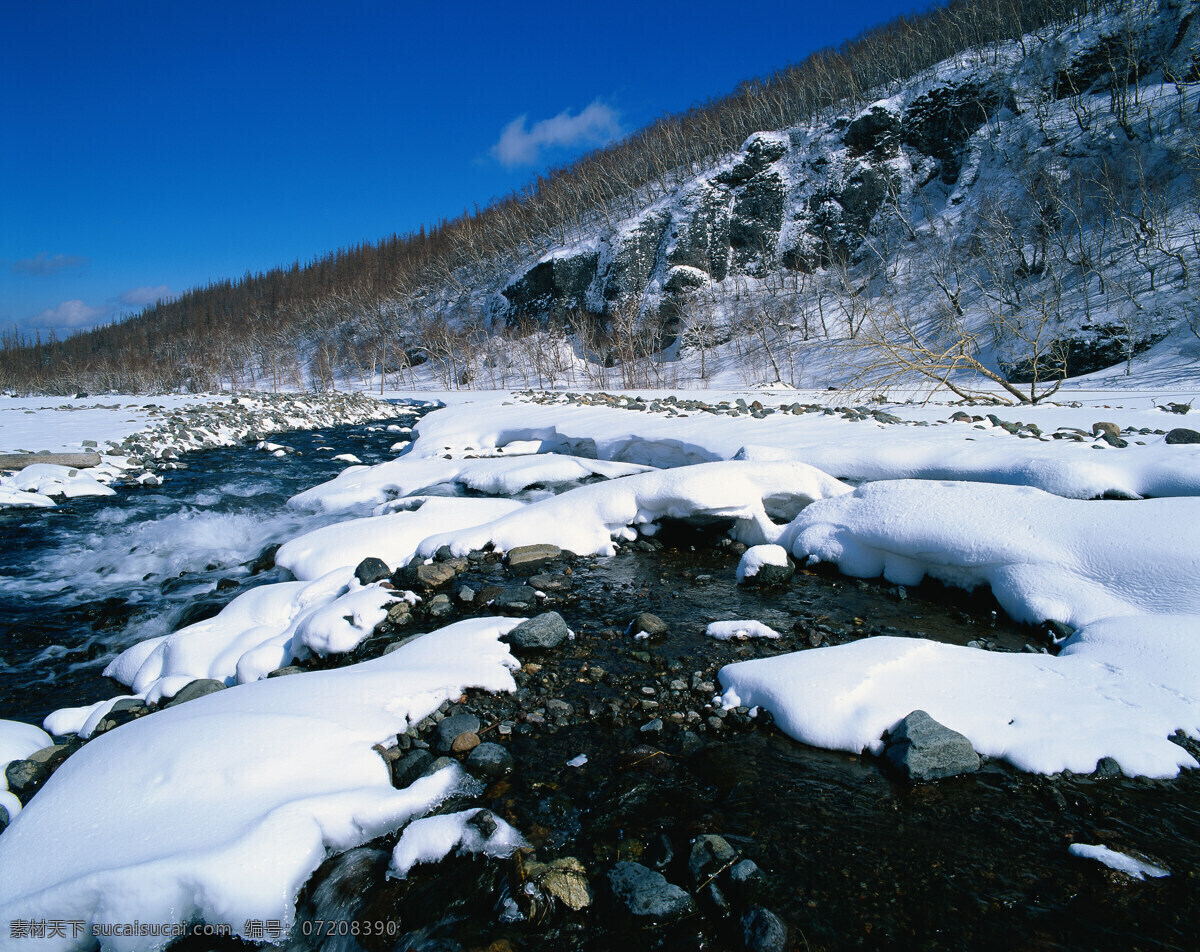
406 460 852 559
407 394 1200 500
388 809 527 877
288 452 653 513
1067 844 1171 880
0 617 523 951
276 497 526 581
706 620 782 641
779 480 1200 627
736 544 790 582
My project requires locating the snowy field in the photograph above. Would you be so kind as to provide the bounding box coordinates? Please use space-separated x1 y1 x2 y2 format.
1 383 1198 947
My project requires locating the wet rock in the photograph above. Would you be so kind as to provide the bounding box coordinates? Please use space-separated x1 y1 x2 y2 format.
391 749 433 788
215 577 239 592
456 584 477 604
436 713 482 753
491 586 539 611
528 573 573 593
5 759 48 798
354 557 391 585
0 804 8 833
729 859 767 906
607 861 695 922
162 678 226 708
426 593 453 618
248 543 280 575
524 856 593 911
1095 756 1124 778
690 834 738 887
419 755 459 779
506 543 562 568
678 732 705 756
505 611 571 650
413 562 457 589
465 742 513 779
450 731 481 755
386 601 413 624
1165 427 1200 444
883 710 980 781
628 612 668 639
742 906 789 952
738 545 795 587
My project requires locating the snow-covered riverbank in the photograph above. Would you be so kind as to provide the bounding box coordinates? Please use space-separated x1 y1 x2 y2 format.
1 387 1197 949
0 391 411 508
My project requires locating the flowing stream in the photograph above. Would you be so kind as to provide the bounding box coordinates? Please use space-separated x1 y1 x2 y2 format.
1 411 1196 951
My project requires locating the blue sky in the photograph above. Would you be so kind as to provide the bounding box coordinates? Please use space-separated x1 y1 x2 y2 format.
1 0 924 337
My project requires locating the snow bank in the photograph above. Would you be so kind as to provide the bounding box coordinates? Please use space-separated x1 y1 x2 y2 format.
0 617 523 951
720 632 1199 777
715 479 1200 777
408 397 1200 500
276 497 525 581
410 460 851 559
84 573 412 731
780 480 1200 627
706 620 781 641
736 544 790 582
288 452 652 513
388 809 527 877
2 463 116 499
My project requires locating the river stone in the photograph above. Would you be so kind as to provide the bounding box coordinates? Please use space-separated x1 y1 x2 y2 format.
606 861 695 921
491 586 538 610
5 759 47 797
354 557 391 585
465 741 514 779
414 562 457 588
1091 421 1120 439
419 755 459 779
450 730 481 754
528 572 573 593
505 611 571 650
506 543 562 568
742 907 789 952
1165 427 1200 444
163 678 226 708
426 593 453 618
527 857 593 911
628 612 668 639
436 713 482 752
883 710 980 781
392 749 433 788
690 834 738 886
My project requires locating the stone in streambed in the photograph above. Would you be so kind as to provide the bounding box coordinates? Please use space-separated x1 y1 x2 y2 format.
466 741 514 779
506 543 562 568
435 712 481 753
606 861 695 922
354 557 391 585
504 611 571 650
883 709 979 781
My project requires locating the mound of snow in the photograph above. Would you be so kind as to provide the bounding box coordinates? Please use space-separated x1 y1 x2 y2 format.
289 453 652 513
389 809 527 877
410 460 851 559
736 544 791 582
0 617 523 951
706 619 782 641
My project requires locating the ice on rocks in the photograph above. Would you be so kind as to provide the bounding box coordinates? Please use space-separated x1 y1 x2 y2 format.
388 808 527 877
0 617 523 951
1067 843 1170 880
706 620 781 641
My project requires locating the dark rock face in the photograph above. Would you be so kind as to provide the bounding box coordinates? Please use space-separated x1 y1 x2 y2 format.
883 709 980 781
730 172 786 272
716 133 789 187
601 212 671 303
1165 428 1200 444
354 557 391 585
505 611 571 650
844 106 903 158
607 861 696 921
902 82 1009 183
503 253 599 320
668 184 732 281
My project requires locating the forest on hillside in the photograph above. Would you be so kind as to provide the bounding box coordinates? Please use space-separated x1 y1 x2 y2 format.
3 0 1196 397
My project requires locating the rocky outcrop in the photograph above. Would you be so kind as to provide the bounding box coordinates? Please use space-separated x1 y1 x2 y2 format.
503 252 599 319
901 81 1011 183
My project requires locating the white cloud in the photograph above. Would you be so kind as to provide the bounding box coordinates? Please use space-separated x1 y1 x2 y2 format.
492 101 622 168
10 253 88 276
117 285 174 308
28 299 107 331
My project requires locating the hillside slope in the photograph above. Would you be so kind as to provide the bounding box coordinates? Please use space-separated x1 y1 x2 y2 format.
5 0 1199 398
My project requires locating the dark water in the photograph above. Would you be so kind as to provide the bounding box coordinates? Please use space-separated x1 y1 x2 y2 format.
3 414 1198 952
0 416 416 725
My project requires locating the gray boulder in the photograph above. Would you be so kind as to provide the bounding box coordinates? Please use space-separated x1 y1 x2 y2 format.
163 678 226 708
1165 427 1200 444
742 907 789 952
435 713 482 753
607 861 695 922
505 611 571 650
883 710 980 781
506 543 562 568
354 557 391 585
